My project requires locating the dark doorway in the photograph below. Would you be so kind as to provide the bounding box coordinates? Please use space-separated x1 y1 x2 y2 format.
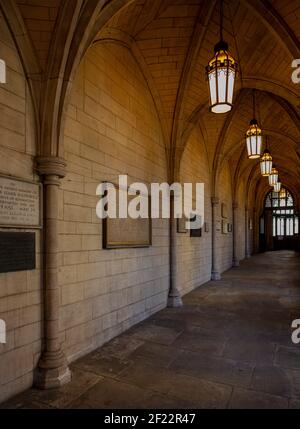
259 188 299 251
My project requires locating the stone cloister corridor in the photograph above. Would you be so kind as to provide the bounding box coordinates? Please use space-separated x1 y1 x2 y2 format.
0 0 300 411
2 251 300 409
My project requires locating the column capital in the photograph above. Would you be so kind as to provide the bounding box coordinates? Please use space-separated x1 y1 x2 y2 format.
35 156 67 179
211 196 220 207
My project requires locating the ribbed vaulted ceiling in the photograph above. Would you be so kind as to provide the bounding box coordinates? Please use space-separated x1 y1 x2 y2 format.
15 0 300 196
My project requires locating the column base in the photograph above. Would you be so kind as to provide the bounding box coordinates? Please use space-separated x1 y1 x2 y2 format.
246 254 251 259
232 258 240 267
211 271 221 281
35 351 71 389
167 293 183 308
35 365 71 390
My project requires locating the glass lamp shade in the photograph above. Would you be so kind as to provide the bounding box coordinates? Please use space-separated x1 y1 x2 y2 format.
206 40 238 114
246 119 262 159
268 167 279 186
273 181 282 193
260 149 273 176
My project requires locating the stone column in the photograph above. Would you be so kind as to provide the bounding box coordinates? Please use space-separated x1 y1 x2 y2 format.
245 207 251 259
168 194 183 308
253 209 258 253
211 197 221 280
35 156 71 389
232 201 239 267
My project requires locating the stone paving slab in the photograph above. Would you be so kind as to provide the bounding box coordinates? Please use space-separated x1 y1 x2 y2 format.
275 346 300 370
2 250 300 409
1 368 102 409
228 387 289 409
69 378 195 409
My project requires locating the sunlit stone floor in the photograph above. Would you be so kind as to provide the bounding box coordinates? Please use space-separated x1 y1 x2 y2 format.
3 251 300 409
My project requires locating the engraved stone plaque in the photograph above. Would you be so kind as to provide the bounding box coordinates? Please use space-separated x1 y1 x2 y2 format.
0 176 41 228
103 185 152 249
0 232 35 273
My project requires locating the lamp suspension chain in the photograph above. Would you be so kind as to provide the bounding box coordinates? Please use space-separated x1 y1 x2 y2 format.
220 0 224 41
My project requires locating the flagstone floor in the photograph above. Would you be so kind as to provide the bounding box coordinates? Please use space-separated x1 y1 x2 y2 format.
3 251 300 409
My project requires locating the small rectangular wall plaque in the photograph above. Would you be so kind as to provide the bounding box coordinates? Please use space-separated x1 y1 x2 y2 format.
221 203 228 219
189 214 202 238
177 217 188 233
222 219 228 234
190 227 202 238
0 232 36 273
0 175 42 228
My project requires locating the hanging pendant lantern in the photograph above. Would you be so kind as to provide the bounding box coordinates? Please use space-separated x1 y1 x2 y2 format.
260 137 272 176
246 91 262 159
273 180 282 193
268 166 279 186
260 149 272 176
206 0 238 114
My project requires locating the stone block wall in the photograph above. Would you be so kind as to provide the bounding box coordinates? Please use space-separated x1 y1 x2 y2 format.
60 42 170 362
0 13 42 403
177 128 212 296
0 9 247 403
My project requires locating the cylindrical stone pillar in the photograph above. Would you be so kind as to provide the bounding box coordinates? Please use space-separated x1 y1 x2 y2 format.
245 207 251 259
35 157 71 389
253 209 258 253
167 194 183 308
232 201 240 267
211 197 221 280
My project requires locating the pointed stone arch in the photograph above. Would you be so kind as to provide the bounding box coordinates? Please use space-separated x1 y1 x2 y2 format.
0 0 41 153
242 0 300 58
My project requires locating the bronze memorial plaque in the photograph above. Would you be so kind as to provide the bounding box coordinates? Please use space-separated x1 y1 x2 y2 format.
0 232 36 273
